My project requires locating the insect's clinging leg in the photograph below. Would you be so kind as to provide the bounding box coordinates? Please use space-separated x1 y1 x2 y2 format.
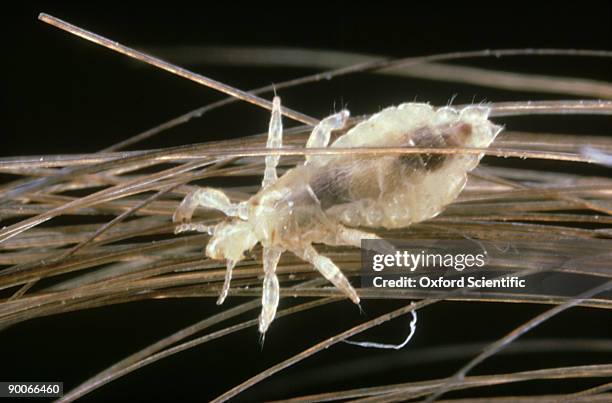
329 224 397 255
174 222 216 235
259 247 283 334
172 187 248 224
297 245 360 304
332 224 381 247
216 259 236 305
262 96 283 188
305 109 350 160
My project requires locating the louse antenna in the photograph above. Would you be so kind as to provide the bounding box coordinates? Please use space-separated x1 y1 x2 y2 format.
37 13 319 127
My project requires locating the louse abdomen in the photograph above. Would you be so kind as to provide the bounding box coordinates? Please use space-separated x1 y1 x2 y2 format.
307 121 474 211
263 104 501 234
313 105 501 229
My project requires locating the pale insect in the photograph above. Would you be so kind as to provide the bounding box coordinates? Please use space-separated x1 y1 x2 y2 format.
173 97 502 334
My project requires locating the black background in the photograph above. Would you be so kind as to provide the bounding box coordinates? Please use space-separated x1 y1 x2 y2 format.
2 2 612 402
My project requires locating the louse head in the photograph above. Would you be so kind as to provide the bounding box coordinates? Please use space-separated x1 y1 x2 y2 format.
205 219 258 263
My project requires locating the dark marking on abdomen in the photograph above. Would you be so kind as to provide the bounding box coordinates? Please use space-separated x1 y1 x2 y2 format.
399 123 472 172
309 166 353 210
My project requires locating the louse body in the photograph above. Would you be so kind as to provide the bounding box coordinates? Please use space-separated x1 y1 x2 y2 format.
174 99 502 333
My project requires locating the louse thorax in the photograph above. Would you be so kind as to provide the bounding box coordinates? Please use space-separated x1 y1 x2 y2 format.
203 182 312 262
247 169 337 249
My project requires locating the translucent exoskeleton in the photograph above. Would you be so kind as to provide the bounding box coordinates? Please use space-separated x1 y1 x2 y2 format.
173 97 502 334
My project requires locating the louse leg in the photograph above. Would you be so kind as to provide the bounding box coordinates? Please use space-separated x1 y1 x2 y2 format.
324 224 396 255
295 244 360 304
174 222 215 235
262 96 283 188
172 219 233 304
172 187 248 225
259 246 283 334
305 109 350 160
216 259 236 305
331 224 381 247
